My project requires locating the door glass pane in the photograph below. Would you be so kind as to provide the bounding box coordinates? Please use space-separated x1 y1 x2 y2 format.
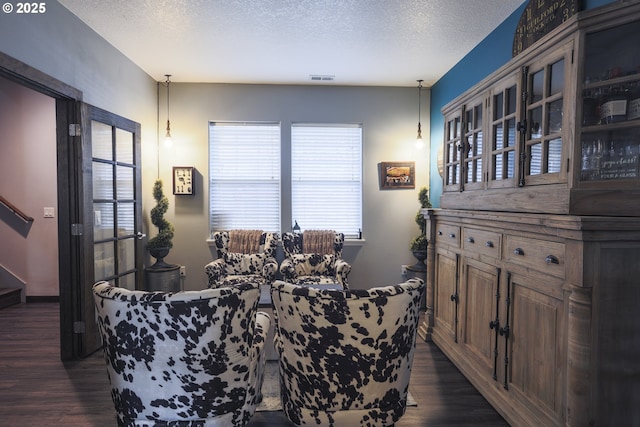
476 131 483 154
549 59 564 96
548 138 562 173
531 69 544 103
530 107 543 139
449 164 457 184
494 154 503 180
475 158 483 182
547 99 563 134
507 151 515 178
92 162 113 199
117 202 135 235
118 239 135 273
116 165 134 199
495 123 504 150
92 121 113 161
494 92 504 119
94 241 115 280
116 128 134 164
93 202 114 240
118 273 136 290
506 86 517 115
506 119 516 147
530 143 542 175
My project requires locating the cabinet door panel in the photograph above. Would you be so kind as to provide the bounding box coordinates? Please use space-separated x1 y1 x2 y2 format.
434 248 459 343
460 259 499 377
507 274 565 420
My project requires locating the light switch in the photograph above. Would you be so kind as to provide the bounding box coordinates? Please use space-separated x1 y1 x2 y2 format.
44 207 55 218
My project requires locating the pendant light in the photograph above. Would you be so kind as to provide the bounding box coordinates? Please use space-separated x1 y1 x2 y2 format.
164 74 173 147
415 79 424 149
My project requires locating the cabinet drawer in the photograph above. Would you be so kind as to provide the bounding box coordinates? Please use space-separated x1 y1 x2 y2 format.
435 224 461 248
462 227 501 259
505 236 565 278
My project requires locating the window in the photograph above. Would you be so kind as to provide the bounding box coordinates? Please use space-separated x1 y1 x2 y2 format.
209 122 280 231
291 124 362 238
208 122 362 238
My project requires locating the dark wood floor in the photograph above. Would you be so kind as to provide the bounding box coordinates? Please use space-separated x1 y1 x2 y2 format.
0 303 508 426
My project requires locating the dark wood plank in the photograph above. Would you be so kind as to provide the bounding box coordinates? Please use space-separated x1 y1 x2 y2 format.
0 303 508 426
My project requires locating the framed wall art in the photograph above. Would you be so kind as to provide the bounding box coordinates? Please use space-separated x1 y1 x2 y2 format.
173 166 195 195
378 161 415 189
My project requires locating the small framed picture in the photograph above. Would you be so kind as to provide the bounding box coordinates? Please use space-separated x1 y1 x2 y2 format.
173 166 195 195
379 162 415 189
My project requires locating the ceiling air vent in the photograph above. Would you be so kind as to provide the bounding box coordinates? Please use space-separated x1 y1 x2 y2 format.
310 75 335 81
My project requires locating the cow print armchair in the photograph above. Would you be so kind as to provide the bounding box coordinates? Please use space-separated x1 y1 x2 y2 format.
270 278 424 427
92 281 270 427
205 230 279 292
280 230 351 289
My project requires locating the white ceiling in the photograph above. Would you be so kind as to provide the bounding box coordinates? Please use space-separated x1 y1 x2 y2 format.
58 0 525 87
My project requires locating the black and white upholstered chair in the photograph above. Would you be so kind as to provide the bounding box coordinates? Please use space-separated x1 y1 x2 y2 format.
92 281 270 427
280 230 351 289
270 278 424 427
205 230 280 291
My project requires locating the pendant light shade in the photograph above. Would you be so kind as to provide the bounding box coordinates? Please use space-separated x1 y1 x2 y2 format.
164 74 173 147
415 79 424 149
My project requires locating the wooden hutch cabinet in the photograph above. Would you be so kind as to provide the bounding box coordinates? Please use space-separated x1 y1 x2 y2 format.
419 3 640 426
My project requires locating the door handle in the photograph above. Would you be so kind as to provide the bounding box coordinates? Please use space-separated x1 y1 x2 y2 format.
136 232 146 240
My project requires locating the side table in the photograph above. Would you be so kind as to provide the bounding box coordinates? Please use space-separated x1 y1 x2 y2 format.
402 264 426 310
144 264 181 292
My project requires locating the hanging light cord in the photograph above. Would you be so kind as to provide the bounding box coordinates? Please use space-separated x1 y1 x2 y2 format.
417 79 423 139
165 74 171 138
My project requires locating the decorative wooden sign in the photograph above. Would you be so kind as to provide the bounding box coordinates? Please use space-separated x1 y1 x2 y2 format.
512 0 581 57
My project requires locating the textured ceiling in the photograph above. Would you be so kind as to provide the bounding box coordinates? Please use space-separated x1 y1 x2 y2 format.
58 0 525 86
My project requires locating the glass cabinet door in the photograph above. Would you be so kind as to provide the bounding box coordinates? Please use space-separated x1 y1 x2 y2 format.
461 98 484 191
522 49 569 186
580 20 640 184
488 77 518 189
443 112 462 192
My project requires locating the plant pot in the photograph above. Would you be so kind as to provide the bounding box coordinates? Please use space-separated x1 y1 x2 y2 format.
148 247 173 269
410 249 427 272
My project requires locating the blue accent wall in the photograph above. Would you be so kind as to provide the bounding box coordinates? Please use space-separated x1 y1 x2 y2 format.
429 0 615 206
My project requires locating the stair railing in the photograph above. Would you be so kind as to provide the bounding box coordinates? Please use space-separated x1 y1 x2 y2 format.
0 195 34 223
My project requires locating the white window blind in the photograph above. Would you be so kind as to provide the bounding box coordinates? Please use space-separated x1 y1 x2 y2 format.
291 124 362 238
209 122 281 232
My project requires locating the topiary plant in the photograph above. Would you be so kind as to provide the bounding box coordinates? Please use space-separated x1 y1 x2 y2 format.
409 186 432 251
146 179 174 250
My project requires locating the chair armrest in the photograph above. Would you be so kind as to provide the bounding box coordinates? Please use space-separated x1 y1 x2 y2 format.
335 259 351 289
279 258 296 280
204 259 225 287
250 311 271 404
262 257 278 282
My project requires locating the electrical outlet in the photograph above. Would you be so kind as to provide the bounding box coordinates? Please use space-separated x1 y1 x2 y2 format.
180 266 186 277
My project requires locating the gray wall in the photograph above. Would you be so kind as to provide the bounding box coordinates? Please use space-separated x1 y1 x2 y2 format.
1 1 431 293
157 83 431 290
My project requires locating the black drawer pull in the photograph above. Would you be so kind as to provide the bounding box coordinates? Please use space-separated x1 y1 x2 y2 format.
449 233 456 238
438 230 443 235
513 248 525 256
485 241 494 248
467 237 475 243
545 255 559 264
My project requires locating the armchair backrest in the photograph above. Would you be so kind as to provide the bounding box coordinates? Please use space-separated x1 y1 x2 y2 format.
270 278 424 426
282 230 344 258
92 281 262 426
212 230 279 258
